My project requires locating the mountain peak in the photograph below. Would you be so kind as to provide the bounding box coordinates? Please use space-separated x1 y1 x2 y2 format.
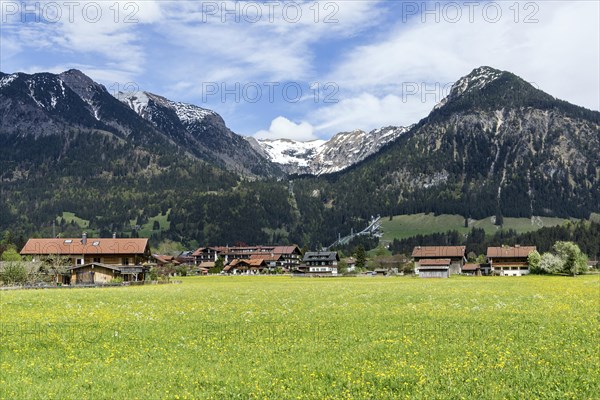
434 66 505 110
454 66 504 93
116 91 216 125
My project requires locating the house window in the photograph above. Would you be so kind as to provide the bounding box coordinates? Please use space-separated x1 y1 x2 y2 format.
93 257 101 263
122 258 130 266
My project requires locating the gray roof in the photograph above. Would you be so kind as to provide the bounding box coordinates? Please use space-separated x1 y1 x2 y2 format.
303 251 339 262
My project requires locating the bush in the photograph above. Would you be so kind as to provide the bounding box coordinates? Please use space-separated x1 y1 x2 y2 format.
1 248 21 262
148 267 159 281
1 262 28 285
175 265 188 276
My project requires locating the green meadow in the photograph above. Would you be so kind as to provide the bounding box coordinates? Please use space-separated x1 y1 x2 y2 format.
381 214 574 241
1 276 598 399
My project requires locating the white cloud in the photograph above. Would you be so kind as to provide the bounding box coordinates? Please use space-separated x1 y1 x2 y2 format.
310 93 429 135
255 116 316 141
1 1 164 80
327 2 600 111
152 1 384 96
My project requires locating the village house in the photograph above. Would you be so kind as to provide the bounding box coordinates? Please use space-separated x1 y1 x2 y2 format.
462 263 481 276
175 251 196 265
298 251 339 275
192 247 222 263
412 246 466 276
152 254 181 267
487 245 536 276
192 245 302 270
20 234 151 284
343 257 357 271
223 258 267 274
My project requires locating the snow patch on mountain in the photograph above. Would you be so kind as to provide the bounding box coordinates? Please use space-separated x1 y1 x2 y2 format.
0 74 18 88
435 66 504 110
117 91 214 125
116 91 151 117
170 101 213 124
250 126 410 175
259 139 326 167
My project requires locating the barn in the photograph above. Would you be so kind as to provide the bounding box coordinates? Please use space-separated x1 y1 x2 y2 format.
412 246 466 276
417 259 451 278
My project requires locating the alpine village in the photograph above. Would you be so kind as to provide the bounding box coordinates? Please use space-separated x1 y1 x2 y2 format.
1 67 598 286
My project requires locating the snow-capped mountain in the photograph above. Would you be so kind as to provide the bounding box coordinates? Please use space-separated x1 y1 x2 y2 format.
0 69 280 176
248 126 410 175
434 66 504 110
116 91 280 176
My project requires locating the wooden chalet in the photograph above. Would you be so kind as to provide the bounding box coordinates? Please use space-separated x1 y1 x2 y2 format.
299 251 339 275
192 247 221 263
487 245 536 276
152 254 181 266
68 263 148 284
223 258 267 274
412 246 466 276
192 245 303 270
20 235 151 284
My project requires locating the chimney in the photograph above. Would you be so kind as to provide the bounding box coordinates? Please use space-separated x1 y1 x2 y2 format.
82 232 87 245
112 232 116 239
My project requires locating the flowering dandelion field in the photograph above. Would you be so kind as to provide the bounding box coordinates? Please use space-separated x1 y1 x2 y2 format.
1 276 598 399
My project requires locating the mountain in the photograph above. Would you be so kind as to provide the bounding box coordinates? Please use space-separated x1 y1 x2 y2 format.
1 66 598 250
312 66 600 224
247 126 410 175
116 91 278 175
0 69 277 177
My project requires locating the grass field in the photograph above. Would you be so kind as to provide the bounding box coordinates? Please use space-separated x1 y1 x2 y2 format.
56 212 91 229
129 210 172 238
56 210 171 238
1 276 598 399
381 214 574 241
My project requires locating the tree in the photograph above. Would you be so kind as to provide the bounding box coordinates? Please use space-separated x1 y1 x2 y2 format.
337 259 348 274
1 248 21 262
374 244 389 257
553 241 588 276
43 254 71 282
153 220 160 231
495 211 504 227
156 239 184 256
212 257 225 273
528 250 542 274
467 251 477 262
355 246 367 270
539 253 562 274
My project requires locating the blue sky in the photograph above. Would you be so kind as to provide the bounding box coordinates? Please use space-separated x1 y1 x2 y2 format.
1 1 599 140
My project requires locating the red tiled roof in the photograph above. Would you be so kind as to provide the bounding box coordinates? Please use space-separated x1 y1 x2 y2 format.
462 263 480 271
487 246 536 258
412 246 466 258
419 258 451 266
271 245 301 255
191 247 222 257
21 238 149 256
153 254 180 265
229 258 266 268
250 254 281 261
198 262 215 268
